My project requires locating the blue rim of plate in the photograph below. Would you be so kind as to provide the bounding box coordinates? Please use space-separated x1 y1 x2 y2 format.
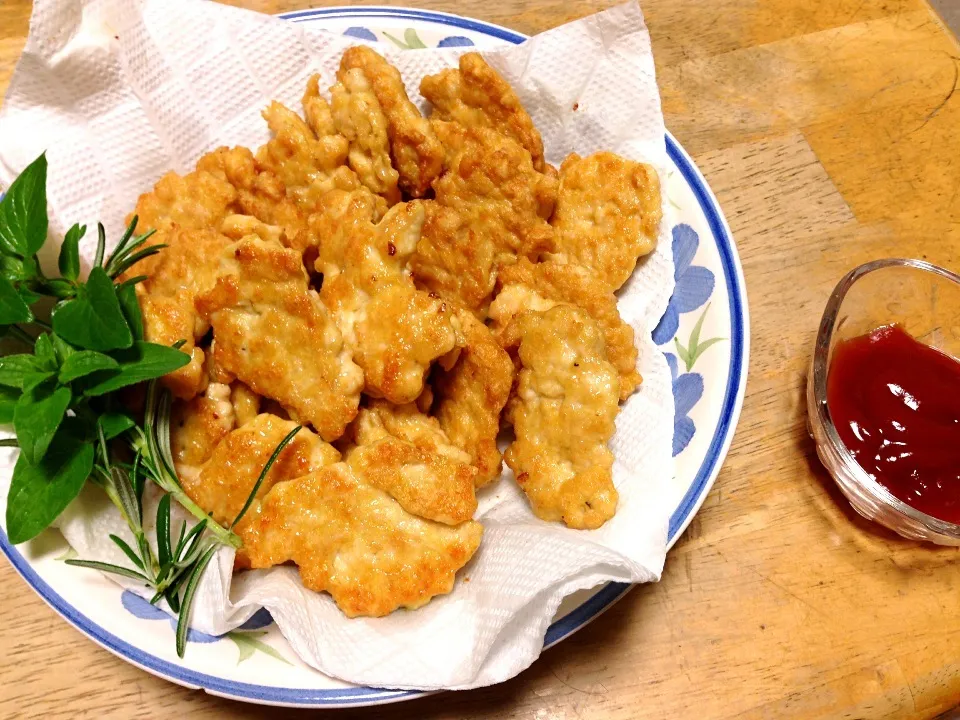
0 6 748 708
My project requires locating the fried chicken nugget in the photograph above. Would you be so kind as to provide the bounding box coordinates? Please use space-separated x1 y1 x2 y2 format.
432 309 514 487
340 46 444 197
328 69 401 205
170 382 236 474
421 52 545 171
489 258 642 400
197 146 310 250
345 400 478 524
127 227 233 399
255 100 358 213
247 459 482 617
410 202 499 318
178 413 340 567
504 305 620 529
302 74 338 137
409 121 557 317
170 379 262 476
311 192 461 404
195 236 364 441
550 152 662 292
127 157 252 398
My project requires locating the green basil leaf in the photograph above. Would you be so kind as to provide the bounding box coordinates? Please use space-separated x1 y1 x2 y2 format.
97 411 135 440
0 256 29 283
5 420 93 544
116 282 143 341
0 276 33 324
18 286 41 307
0 385 20 423
51 267 132 351
82 342 189 396
0 354 42 388
14 381 71 465
59 224 84 281
58 350 120 384
0 153 48 258
51 334 76 363
33 333 57 371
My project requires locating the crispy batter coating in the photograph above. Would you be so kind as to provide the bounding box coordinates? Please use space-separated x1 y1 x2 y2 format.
329 69 401 205
421 52 545 171
345 400 478 524
550 152 662 292
195 236 364 441
127 227 232 399
339 46 444 197
490 258 641 400
409 202 498 318
170 382 236 474
312 194 461 403
256 100 356 213
128 154 255 398
504 305 620 529
179 413 340 567
432 309 514 487
409 121 557 317
197 145 311 250
132 165 236 237
247 460 482 617
302 74 337 137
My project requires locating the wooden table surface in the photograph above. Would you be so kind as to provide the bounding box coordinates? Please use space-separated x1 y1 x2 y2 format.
3 0 960 717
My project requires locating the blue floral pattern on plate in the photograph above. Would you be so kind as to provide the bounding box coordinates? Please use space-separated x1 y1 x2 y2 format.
653 224 715 345
664 353 703 457
342 26 474 49
652 224 723 456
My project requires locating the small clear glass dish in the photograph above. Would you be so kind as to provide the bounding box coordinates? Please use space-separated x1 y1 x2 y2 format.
808 258 960 545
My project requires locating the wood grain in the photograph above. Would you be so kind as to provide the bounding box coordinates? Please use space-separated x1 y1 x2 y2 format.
3 0 960 717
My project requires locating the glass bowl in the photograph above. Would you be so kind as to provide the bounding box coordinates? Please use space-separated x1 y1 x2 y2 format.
808 258 960 545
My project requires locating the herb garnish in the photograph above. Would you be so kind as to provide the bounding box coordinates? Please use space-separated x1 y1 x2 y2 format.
0 153 298 657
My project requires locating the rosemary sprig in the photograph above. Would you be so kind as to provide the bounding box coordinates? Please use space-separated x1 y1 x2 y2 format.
67 379 301 657
0 153 302 657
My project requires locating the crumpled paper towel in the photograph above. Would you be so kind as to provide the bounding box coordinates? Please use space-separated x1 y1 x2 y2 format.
0 0 676 690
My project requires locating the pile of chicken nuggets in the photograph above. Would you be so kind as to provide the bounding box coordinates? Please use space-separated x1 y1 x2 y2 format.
125 47 662 618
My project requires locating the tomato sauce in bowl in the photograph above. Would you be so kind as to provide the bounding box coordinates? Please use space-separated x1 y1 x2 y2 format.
828 325 960 524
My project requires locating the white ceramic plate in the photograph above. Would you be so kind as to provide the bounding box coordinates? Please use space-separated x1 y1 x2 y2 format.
0 7 750 708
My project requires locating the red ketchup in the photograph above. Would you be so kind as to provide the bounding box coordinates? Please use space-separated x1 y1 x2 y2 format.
827 324 960 523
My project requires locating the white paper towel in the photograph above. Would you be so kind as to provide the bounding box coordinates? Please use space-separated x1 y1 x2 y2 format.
0 0 676 690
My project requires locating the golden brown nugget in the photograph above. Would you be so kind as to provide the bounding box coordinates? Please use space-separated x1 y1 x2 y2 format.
256 100 358 213
432 309 514 487
490 258 642 400
170 383 236 474
197 145 311 250
409 121 557 317
340 46 444 197
550 152 662 292
132 165 236 238
302 73 338 137
195 236 364 441
504 305 620 529
247 460 483 617
345 400 478 525
421 52 545 171
409 202 499 319
127 227 232 399
312 193 461 404
178 414 339 567
329 69 401 204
